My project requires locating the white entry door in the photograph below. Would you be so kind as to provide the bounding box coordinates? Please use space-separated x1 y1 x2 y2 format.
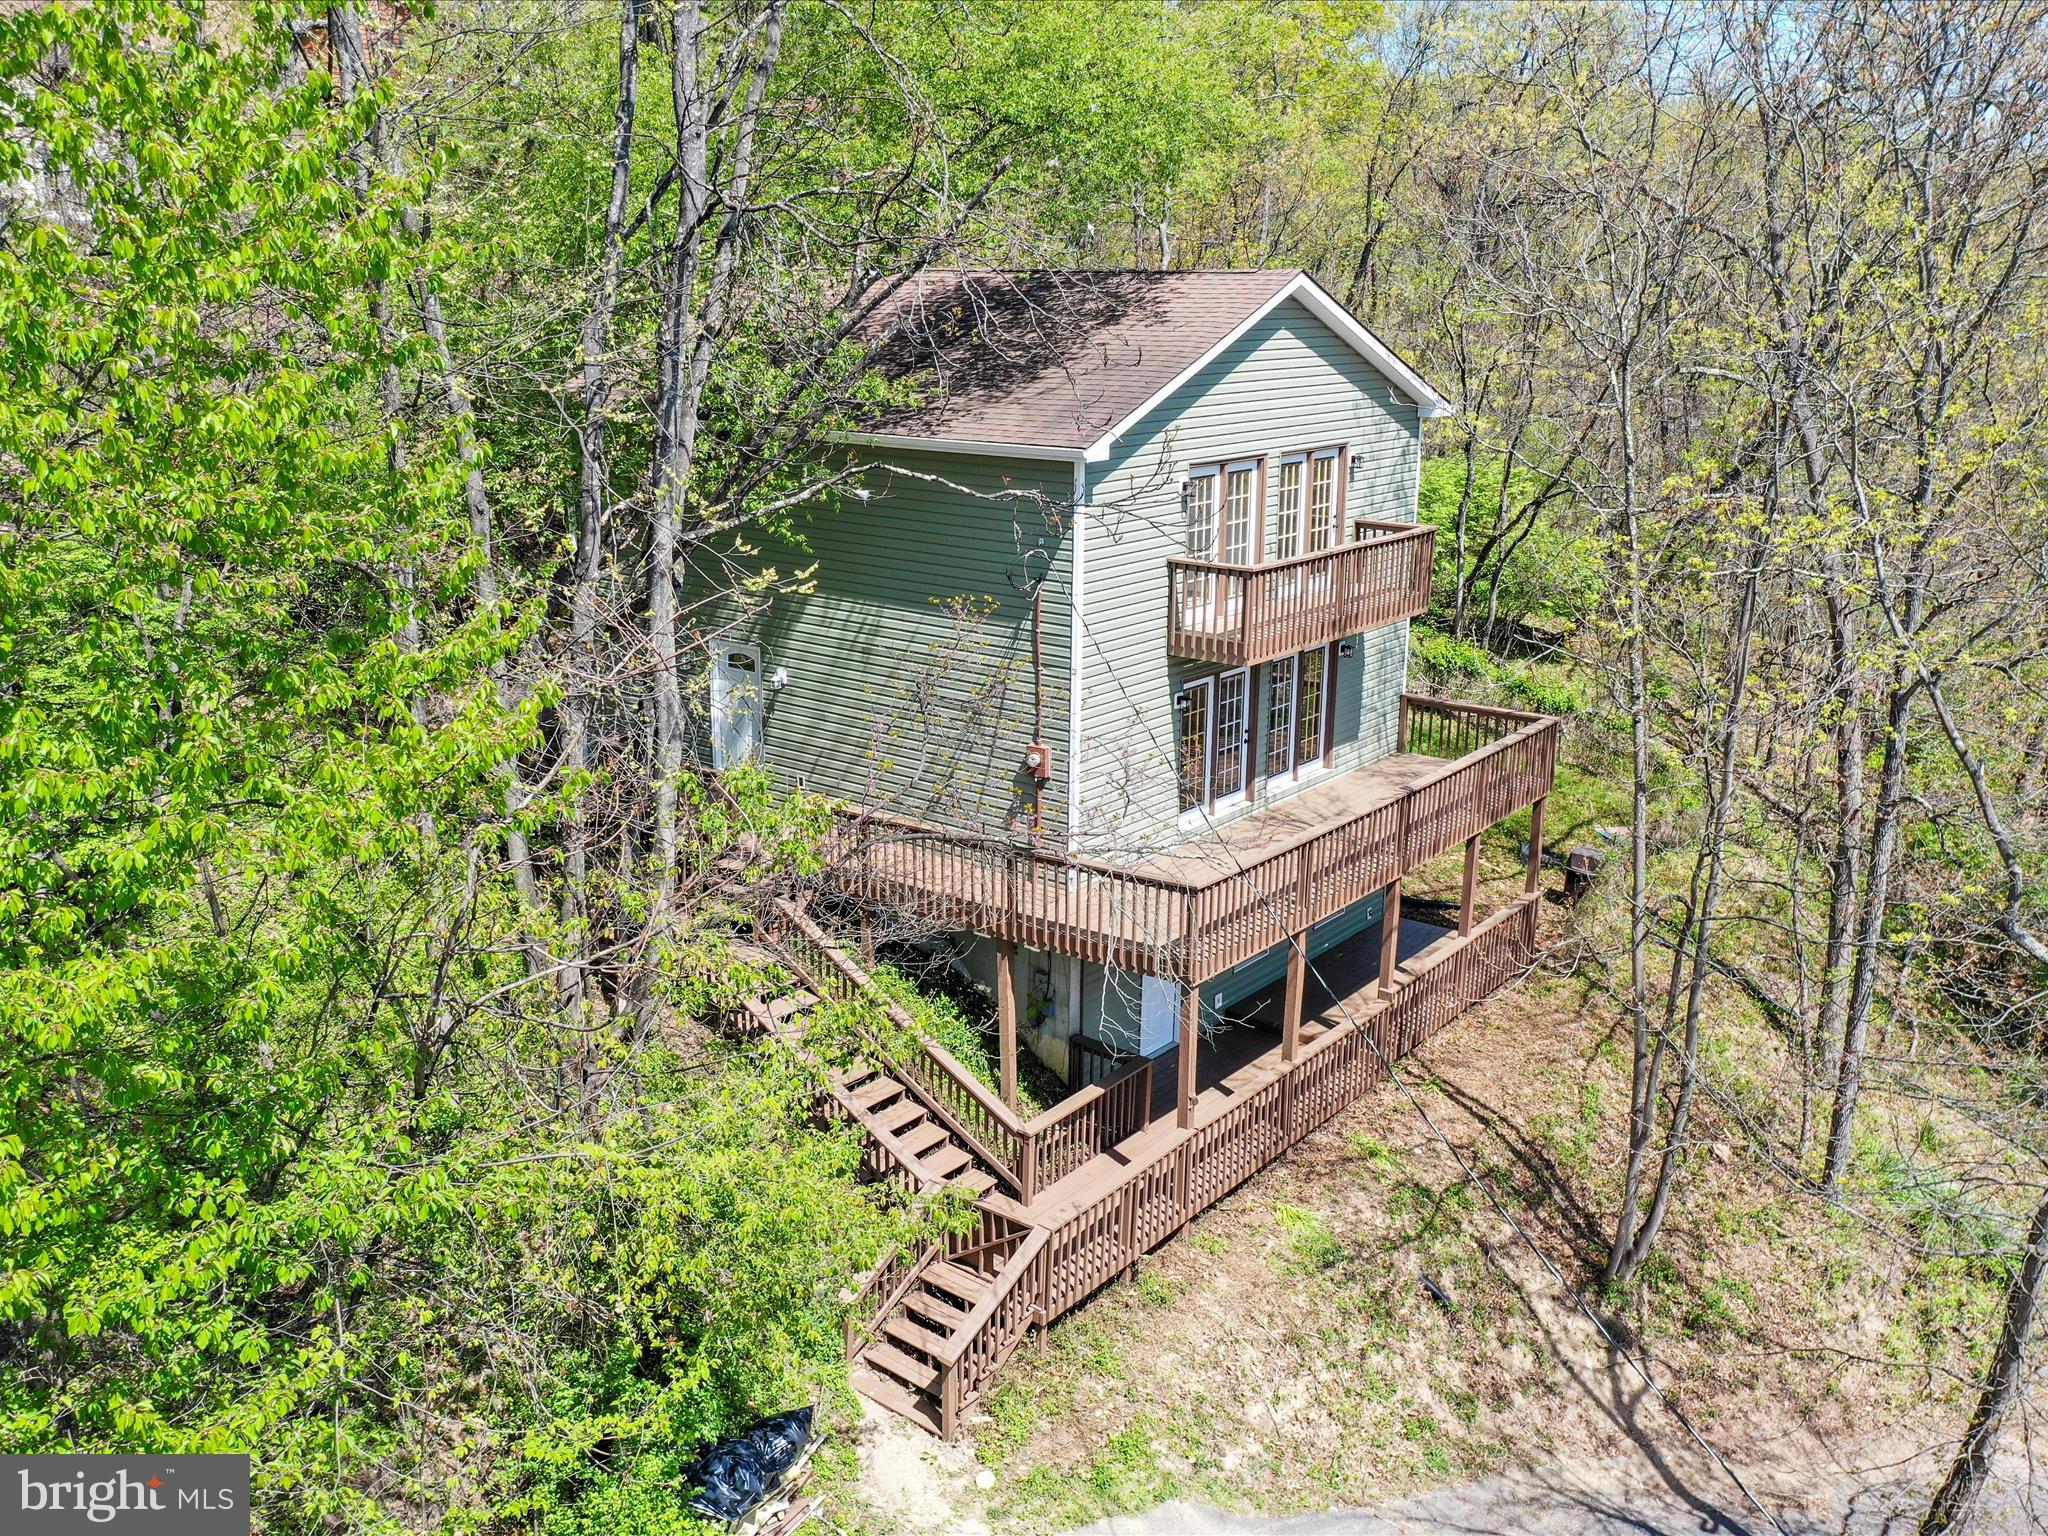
710 644 764 768
1138 975 1182 1057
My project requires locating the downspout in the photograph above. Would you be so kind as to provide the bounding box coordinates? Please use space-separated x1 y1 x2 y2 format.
1031 582 1045 846
1068 457 1088 854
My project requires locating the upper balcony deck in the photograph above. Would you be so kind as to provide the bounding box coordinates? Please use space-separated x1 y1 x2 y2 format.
1166 518 1435 668
825 695 1557 987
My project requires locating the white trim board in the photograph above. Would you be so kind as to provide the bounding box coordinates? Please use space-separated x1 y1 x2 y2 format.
1083 272 1453 461
1067 458 1087 854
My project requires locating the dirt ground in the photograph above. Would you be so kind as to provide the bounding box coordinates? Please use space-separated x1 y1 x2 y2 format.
838 958 2043 1535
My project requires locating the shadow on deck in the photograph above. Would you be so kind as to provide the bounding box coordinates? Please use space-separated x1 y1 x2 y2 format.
1140 915 1451 1123
1027 917 1449 1218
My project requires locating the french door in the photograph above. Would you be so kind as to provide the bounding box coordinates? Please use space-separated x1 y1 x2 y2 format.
1262 645 1334 785
1175 667 1252 817
1212 668 1250 807
1273 456 1304 561
1183 461 1260 566
1265 653 1297 778
1306 448 1343 552
1297 645 1329 763
1175 677 1212 814
1218 460 1258 566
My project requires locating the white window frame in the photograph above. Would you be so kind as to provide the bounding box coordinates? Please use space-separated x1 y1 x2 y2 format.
1264 654 1298 783
1294 642 1334 774
1307 447 1345 553
1174 666 1255 826
1273 453 1305 562
1174 675 1214 827
1182 465 1220 560
1219 458 1259 566
1212 665 1252 813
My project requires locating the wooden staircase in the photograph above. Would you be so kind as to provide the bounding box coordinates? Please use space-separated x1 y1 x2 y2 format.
832 1064 1001 1197
742 978 1004 1200
737 965 1025 1431
848 1254 996 1434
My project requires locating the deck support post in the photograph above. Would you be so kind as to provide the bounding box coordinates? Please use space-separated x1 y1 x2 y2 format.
996 940 1019 1112
1525 795 1547 894
1378 878 1403 1001
1459 833 1480 936
1177 981 1201 1130
1282 934 1307 1063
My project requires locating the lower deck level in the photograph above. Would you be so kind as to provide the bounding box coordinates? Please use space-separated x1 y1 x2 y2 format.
1006 911 1462 1221
1131 915 1445 1131
806 887 1544 1437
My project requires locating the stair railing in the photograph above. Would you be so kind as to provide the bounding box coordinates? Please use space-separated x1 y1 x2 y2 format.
932 1223 1051 1439
769 896 1167 1205
844 1236 942 1363
768 897 1032 1194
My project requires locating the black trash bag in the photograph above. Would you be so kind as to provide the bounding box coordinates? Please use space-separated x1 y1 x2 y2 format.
687 1407 816 1524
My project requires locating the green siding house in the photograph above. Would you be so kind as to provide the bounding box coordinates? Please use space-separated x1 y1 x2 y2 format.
699 269 1550 1089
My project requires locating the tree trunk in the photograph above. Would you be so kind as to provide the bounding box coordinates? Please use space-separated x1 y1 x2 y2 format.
639 0 784 1021
1613 499 1769 1281
1823 665 1912 1191
1604 355 1660 1286
1920 1183 2048 1534
561 0 641 1025
644 0 707 963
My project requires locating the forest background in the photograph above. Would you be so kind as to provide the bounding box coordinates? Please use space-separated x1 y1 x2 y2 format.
5 1 2048 1531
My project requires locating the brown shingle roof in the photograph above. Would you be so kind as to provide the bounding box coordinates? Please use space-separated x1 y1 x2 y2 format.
855 269 1304 453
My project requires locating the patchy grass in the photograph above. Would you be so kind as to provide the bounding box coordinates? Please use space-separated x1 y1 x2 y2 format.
1347 1131 1403 1177
1274 1204 1347 1273
994 1421 1181 1532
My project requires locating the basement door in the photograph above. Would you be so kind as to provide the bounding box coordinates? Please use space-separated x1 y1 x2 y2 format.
710 644 764 768
1138 975 1181 1058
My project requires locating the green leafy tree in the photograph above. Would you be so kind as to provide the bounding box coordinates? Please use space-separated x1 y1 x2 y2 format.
0 0 524 1452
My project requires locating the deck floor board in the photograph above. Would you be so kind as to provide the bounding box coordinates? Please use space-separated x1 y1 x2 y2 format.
1132 753 1446 888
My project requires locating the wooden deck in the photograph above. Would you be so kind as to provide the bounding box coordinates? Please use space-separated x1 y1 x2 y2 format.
792 690 1562 1438
1017 916 1449 1219
817 892 1545 1436
1133 754 1444 885
1167 520 1436 668
828 694 1560 984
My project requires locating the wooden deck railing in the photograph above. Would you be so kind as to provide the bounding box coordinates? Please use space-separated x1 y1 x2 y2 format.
834 817 1195 977
1068 1031 1133 1089
771 899 1032 1193
844 1202 1038 1436
771 898 1159 1206
1167 520 1434 667
827 695 1556 986
900 893 1542 1437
